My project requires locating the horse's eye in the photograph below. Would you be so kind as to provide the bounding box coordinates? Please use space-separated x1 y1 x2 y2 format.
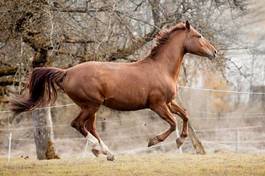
197 35 202 38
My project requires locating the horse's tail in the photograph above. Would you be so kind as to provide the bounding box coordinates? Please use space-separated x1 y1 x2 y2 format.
10 67 66 115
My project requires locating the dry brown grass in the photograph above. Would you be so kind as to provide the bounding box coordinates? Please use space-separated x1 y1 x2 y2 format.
1 153 265 176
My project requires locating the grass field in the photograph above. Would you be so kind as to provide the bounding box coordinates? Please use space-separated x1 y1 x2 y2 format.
1 153 265 176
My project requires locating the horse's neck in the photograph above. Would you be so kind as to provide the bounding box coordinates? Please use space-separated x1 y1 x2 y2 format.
152 45 185 81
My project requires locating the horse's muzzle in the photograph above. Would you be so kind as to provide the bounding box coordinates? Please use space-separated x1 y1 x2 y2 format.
208 49 217 60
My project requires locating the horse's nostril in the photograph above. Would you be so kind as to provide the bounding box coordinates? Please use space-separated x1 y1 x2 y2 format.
214 50 217 54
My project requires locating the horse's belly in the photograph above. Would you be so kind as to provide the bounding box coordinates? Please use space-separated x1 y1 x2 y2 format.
103 98 147 111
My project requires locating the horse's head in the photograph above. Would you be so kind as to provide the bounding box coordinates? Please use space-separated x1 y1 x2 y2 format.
183 21 217 60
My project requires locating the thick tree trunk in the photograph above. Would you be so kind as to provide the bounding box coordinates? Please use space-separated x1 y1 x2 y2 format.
32 108 59 159
31 49 59 160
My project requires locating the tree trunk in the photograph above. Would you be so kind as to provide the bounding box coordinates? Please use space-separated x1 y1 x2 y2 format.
31 49 59 159
32 108 59 159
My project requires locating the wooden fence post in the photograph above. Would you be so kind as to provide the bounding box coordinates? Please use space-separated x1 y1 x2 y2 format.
235 128 240 152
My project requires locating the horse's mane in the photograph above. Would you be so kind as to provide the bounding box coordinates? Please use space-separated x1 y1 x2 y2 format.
149 23 186 58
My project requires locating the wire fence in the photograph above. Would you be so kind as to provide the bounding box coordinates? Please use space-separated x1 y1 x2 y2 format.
0 117 264 160
0 86 264 161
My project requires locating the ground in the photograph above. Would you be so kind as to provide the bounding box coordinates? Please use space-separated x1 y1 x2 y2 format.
1 153 265 176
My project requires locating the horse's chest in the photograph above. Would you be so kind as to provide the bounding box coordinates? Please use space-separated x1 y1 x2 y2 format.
164 85 176 101
152 82 176 103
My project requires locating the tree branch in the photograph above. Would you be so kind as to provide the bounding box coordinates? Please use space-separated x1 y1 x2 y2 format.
0 77 19 86
107 1 163 61
0 66 18 77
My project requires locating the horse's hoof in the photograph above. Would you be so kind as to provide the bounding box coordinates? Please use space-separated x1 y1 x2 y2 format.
107 154 115 161
148 136 161 147
148 137 158 147
91 148 101 157
181 133 188 138
147 139 154 147
176 137 185 148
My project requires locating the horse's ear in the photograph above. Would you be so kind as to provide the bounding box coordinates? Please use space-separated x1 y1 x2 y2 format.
185 20 190 30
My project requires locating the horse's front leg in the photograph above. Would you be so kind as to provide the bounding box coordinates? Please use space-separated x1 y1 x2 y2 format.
148 103 177 147
168 101 189 148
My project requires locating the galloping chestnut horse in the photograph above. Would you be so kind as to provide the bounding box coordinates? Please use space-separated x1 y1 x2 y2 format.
10 21 217 161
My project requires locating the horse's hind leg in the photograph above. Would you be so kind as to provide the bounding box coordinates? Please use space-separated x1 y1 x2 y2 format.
84 112 114 161
168 101 189 148
71 105 114 161
71 110 88 137
148 103 177 147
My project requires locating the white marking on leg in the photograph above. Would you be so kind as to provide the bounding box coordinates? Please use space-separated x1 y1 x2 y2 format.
85 132 104 157
175 127 180 138
83 137 90 158
86 132 99 144
99 139 112 154
99 139 114 161
175 126 183 153
85 131 114 160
